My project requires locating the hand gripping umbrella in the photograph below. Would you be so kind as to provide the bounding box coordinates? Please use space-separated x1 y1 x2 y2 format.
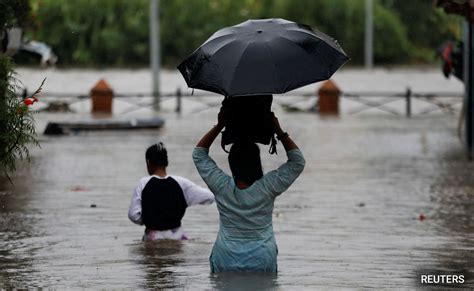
178 18 349 97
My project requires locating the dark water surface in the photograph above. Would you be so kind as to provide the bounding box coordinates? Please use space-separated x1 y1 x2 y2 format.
0 109 472 289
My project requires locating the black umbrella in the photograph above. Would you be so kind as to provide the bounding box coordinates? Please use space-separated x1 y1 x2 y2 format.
178 18 349 97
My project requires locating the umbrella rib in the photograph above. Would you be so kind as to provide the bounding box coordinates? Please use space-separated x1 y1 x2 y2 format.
277 35 316 57
227 42 252 95
264 42 285 93
204 39 243 93
206 39 241 61
202 33 238 48
285 28 345 52
276 35 344 90
204 38 239 56
275 35 319 88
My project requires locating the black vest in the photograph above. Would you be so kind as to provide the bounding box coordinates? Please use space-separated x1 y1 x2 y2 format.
141 177 188 231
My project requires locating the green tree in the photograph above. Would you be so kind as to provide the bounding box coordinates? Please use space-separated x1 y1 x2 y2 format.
0 58 40 176
31 0 150 66
23 0 462 67
381 0 462 62
373 3 410 63
1 0 39 179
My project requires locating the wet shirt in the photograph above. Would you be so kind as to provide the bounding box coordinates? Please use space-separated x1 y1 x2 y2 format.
128 175 215 235
192 147 305 272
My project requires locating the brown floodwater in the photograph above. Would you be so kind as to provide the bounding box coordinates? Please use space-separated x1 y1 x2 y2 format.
0 101 473 288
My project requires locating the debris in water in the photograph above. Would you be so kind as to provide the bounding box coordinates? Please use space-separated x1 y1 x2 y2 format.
90 204 97 208
357 202 365 207
71 186 87 192
419 214 426 221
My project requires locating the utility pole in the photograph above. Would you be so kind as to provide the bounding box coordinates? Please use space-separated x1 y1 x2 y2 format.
435 1 474 158
364 0 374 69
150 0 160 110
465 20 474 158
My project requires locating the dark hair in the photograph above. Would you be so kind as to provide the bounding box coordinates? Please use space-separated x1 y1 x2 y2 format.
146 142 168 167
228 142 263 185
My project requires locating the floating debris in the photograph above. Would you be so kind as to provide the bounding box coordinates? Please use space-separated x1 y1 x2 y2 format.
44 117 165 135
70 186 87 192
41 101 74 113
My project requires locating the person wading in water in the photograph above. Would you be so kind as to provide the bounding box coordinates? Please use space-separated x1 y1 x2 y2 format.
193 111 305 272
129 142 215 241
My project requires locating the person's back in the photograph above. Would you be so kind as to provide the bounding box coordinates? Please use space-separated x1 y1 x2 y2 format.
141 175 188 231
208 174 275 239
128 142 215 241
193 112 305 272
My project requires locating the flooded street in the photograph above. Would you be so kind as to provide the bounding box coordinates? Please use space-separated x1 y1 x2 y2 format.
0 68 472 289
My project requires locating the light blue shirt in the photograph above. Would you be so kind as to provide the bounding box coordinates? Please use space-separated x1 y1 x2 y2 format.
192 147 305 272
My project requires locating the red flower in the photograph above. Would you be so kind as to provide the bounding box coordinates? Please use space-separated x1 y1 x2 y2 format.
23 98 35 106
21 78 45 107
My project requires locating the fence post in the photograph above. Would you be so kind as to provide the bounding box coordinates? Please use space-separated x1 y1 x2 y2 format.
318 80 340 117
405 87 411 118
91 79 113 115
176 87 182 114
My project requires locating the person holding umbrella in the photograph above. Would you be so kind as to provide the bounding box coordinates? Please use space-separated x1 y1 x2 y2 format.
181 18 346 272
192 111 305 272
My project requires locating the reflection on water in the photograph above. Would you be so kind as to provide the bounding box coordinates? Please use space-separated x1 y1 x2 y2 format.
422 148 474 287
0 177 38 288
0 109 473 288
131 241 184 289
210 272 279 290
130 241 280 290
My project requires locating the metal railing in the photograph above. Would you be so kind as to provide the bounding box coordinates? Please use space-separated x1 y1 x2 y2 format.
341 88 463 117
28 87 463 117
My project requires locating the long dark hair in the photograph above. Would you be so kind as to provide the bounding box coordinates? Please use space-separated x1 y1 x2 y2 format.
228 142 263 185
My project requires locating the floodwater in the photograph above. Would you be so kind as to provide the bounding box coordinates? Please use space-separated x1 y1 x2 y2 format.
0 68 473 289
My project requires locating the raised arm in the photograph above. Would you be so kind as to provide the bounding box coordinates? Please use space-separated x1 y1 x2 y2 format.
271 112 299 152
196 108 225 149
260 113 305 197
193 108 231 194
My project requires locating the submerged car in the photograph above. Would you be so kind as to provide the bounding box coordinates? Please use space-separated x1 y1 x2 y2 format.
1 27 57 66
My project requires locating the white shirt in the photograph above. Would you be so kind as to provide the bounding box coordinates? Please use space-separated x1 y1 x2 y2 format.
128 174 215 225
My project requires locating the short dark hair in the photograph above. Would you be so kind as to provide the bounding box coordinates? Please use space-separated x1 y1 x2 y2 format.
228 142 263 185
146 142 168 167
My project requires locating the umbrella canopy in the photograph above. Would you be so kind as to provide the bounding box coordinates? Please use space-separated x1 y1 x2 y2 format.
178 18 349 97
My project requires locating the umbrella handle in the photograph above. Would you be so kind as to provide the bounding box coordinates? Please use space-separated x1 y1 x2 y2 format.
268 136 277 155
